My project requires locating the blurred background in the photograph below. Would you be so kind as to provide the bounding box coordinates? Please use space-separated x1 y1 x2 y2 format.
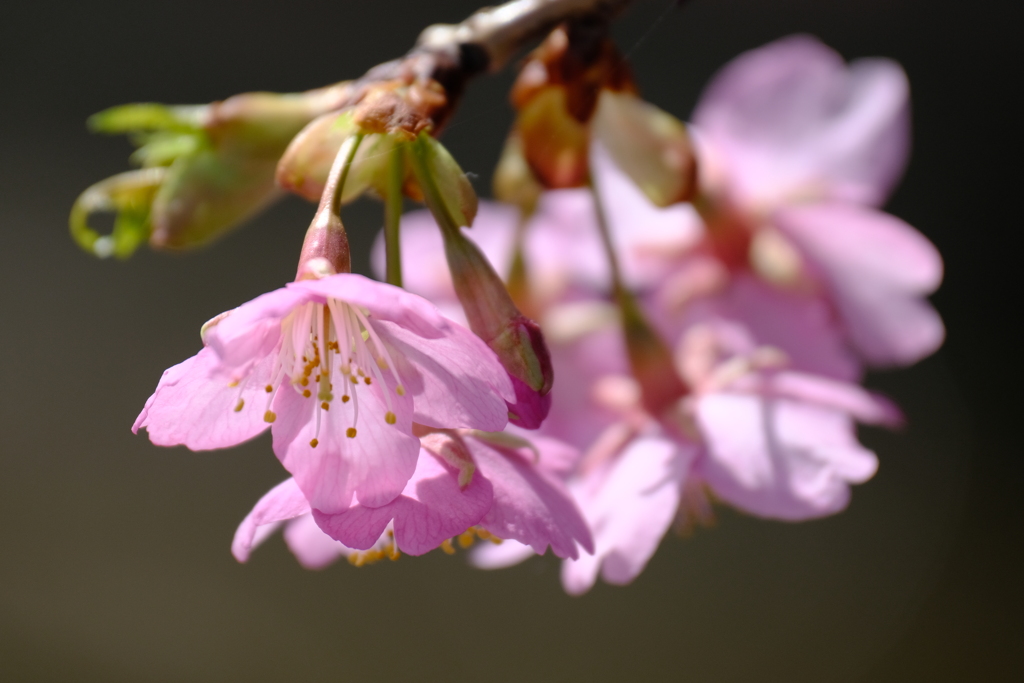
0 0 1019 680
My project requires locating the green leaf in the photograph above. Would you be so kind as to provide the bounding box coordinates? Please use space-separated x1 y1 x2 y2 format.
88 103 204 134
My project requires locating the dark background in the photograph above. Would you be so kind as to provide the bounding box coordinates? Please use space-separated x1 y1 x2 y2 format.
1 0 1020 680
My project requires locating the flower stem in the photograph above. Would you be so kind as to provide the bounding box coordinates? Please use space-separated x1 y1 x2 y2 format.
297 133 366 278
587 176 626 301
330 132 365 218
384 142 405 287
588 174 687 414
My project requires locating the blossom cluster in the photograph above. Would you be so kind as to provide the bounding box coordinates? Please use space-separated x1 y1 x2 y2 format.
73 14 941 596
377 35 942 592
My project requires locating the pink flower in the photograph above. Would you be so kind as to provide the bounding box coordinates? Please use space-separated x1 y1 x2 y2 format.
575 35 943 370
232 430 592 564
476 315 900 593
692 34 942 367
134 273 514 514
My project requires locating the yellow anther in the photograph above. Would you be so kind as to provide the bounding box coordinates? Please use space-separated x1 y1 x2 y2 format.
346 427 357 438
264 385 273 393
233 399 245 412
396 385 406 396
350 376 358 384
364 377 372 385
384 411 396 425
388 545 401 561
474 527 503 544
376 358 389 370
228 380 239 388
300 377 309 387
342 395 350 403
302 389 311 398
440 539 456 555
321 401 330 411
264 410 277 423
458 531 475 549
309 438 319 448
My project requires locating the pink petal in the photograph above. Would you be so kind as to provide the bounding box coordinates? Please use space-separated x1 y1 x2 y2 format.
133 347 271 450
282 514 348 570
313 449 494 556
540 326 628 451
775 202 944 366
710 274 862 381
693 34 910 207
561 436 692 595
232 478 311 563
742 371 903 427
204 287 310 377
524 190 610 293
696 392 878 520
372 319 515 432
271 378 419 514
293 273 449 340
523 432 583 475
469 436 593 559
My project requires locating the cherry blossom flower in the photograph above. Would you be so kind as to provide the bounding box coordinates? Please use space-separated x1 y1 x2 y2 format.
475 312 900 593
134 272 515 514
231 431 592 564
630 34 942 368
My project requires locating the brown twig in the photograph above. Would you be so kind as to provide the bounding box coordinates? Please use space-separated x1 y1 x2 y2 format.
338 0 643 134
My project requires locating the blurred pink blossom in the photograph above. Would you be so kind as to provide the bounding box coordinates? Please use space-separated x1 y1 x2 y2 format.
379 34 940 592
474 317 900 593
658 34 942 368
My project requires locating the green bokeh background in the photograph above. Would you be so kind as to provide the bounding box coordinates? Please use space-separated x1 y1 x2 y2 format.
1 1 1019 680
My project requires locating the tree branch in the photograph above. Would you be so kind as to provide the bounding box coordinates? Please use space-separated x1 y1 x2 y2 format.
340 0 643 131
418 0 639 72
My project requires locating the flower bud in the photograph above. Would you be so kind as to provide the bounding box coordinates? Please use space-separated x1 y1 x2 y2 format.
442 232 554 397
274 111 354 200
72 85 348 256
149 149 282 250
408 133 553 427
592 90 697 206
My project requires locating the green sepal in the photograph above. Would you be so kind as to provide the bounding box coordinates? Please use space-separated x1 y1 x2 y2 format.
69 168 166 258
